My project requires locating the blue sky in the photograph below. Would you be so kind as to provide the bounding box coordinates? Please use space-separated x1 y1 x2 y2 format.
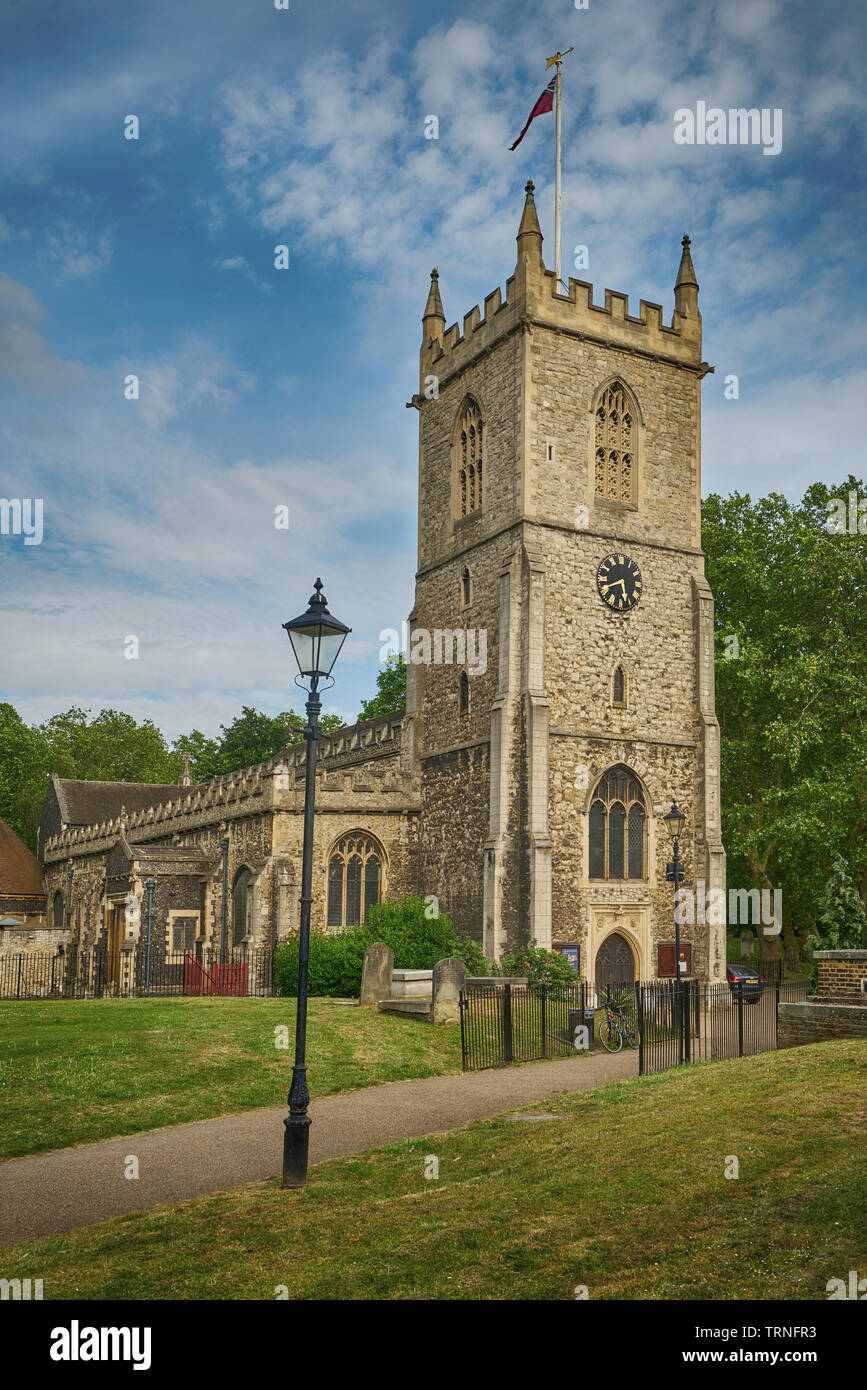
0 0 864 741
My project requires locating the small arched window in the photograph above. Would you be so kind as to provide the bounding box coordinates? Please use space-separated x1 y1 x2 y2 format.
232 867 253 946
53 890 65 931
459 671 469 720
613 665 626 707
456 398 484 518
588 765 646 880
594 381 636 505
461 566 471 608
327 832 384 928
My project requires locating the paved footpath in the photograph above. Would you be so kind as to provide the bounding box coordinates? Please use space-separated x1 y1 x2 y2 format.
0 1050 636 1247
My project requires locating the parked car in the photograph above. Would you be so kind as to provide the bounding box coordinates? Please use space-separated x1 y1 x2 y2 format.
726 964 764 1004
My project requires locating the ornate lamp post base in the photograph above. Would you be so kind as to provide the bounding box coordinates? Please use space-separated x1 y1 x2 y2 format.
282 1063 311 1189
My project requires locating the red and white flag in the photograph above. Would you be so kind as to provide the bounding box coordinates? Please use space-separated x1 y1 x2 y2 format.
508 77 555 150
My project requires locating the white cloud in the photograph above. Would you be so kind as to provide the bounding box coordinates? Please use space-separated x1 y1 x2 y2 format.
128 333 257 430
45 221 115 279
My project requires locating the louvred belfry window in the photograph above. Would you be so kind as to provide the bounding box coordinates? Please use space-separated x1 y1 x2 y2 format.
594 382 636 505
588 765 647 880
457 399 484 517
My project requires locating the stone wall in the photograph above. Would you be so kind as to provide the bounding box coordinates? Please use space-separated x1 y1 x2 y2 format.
778 1000 867 1049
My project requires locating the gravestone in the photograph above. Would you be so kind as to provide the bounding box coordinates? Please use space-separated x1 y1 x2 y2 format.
360 942 394 1006
431 956 467 1024
740 930 754 961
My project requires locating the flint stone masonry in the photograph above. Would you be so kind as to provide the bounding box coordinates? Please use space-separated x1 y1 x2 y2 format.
778 1001 867 1048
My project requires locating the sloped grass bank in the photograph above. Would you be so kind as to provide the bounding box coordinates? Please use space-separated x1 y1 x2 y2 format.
4 1039 863 1300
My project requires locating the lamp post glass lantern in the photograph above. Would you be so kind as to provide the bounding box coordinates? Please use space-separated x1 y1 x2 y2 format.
281 579 350 1189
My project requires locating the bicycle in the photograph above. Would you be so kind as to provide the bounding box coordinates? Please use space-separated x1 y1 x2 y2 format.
598 999 640 1052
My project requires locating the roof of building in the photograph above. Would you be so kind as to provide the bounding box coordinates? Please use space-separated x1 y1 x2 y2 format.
0 816 45 896
51 776 181 828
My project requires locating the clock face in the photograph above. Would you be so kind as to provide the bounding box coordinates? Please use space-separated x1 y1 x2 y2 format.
597 553 642 612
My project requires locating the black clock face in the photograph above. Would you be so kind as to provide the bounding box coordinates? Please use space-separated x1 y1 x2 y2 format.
597 553 642 612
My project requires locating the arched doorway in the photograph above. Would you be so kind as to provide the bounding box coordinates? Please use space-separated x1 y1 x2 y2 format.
594 931 635 985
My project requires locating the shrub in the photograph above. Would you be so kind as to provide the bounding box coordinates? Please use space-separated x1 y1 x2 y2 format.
273 896 489 997
498 939 581 992
808 855 867 952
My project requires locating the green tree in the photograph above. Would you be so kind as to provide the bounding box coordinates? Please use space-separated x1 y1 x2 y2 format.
358 653 406 721
171 729 222 783
810 855 867 950
0 703 52 849
214 706 297 773
703 476 867 960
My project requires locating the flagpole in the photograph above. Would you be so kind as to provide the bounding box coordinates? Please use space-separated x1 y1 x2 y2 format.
547 47 573 292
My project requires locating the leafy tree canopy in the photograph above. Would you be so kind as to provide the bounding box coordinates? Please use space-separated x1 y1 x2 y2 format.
1 701 345 850
703 475 867 951
358 653 406 722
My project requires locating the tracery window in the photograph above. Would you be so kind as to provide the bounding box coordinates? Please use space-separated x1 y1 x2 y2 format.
594 381 636 505
326 832 384 928
457 398 484 517
588 765 646 880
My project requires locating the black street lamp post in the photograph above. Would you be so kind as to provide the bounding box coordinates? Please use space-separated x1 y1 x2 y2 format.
144 877 155 996
219 836 230 964
281 578 350 1189
664 801 687 1064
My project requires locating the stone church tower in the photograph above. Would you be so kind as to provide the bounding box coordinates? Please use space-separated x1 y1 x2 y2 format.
405 182 726 982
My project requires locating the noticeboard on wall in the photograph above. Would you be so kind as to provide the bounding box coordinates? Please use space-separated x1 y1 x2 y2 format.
554 943 580 974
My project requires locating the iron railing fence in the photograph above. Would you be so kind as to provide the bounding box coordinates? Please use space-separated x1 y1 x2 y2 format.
460 979 636 1072
459 975 810 1074
0 944 278 1001
637 977 810 1075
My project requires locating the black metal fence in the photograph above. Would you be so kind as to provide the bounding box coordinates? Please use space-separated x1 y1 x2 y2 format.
0 944 278 1001
459 979 635 1071
637 977 810 1075
459 975 810 1074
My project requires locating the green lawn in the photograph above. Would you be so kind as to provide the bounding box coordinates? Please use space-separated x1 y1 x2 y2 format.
5 1039 864 1300
0 996 462 1159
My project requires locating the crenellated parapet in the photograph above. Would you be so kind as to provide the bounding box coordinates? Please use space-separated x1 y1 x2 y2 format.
415 184 709 405
42 711 412 861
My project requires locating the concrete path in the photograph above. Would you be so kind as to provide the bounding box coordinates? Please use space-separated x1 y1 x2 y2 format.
0 1049 637 1247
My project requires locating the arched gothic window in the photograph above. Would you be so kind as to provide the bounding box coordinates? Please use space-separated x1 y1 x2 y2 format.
457 398 484 518
594 381 636 505
327 832 384 929
588 765 646 880
613 665 626 707
232 867 253 946
461 566 471 608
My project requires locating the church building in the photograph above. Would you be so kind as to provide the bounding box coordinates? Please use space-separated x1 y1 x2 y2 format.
35 184 726 985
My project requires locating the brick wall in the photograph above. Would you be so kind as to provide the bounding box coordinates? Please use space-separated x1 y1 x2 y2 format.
815 950 867 1000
